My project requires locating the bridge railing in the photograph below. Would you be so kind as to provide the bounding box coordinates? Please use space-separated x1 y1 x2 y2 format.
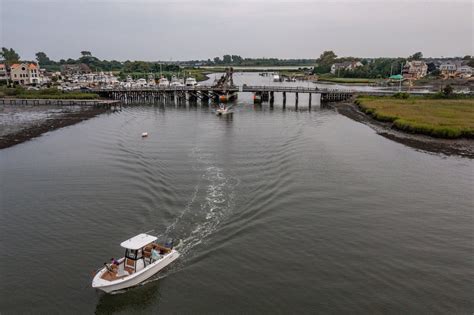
90 85 239 92
241 85 356 93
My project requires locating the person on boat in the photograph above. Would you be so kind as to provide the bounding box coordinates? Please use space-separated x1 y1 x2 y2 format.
109 258 119 271
151 248 160 261
104 262 115 273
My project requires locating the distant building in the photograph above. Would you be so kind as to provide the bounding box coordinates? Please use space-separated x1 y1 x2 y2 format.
60 63 92 75
439 61 472 78
439 61 460 77
330 61 363 74
10 63 42 85
402 60 428 79
0 63 8 81
457 65 472 78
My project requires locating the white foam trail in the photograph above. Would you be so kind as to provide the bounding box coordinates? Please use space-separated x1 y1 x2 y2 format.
164 147 239 257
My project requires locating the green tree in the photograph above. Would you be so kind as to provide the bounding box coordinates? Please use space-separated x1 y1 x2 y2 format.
409 52 423 60
0 47 20 65
443 84 453 96
231 55 243 64
222 55 232 64
36 52 52 65
314 51 337 74
81 51 92 57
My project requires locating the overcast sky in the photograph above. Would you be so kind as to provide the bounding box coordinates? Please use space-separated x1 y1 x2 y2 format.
1 0 472 61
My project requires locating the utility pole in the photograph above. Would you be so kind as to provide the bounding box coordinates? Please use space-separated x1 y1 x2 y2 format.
399 62 403 92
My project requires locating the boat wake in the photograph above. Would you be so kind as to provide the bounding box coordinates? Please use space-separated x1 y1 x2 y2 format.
168 147 239 256
105 147 239 293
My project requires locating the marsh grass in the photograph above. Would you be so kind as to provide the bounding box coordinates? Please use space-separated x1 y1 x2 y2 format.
0 87 99 100
356 96 474 138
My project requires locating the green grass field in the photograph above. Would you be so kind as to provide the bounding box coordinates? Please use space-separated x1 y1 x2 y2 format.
356 96 474 138
0 87 99 100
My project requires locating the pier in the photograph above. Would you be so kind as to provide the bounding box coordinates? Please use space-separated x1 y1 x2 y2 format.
93 86 240 105
91 85 354 107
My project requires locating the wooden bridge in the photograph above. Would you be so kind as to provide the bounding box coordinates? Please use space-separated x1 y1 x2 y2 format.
91 84 354 107
93 86 240 104
241 85 353 105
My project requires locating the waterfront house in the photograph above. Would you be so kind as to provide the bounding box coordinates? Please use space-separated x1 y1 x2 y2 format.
330 61 363 74
0 63 8 81
10 63 42 85
402 61 428 80
457 65 472 78
439 61 459 78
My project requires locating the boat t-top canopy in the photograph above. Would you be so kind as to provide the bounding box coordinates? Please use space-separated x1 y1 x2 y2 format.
120 233 157 250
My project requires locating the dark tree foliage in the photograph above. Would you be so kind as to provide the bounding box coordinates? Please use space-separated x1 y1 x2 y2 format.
313 51 338 74
0 47 20 65
443 84 453 96
36 52 54 65
409 52 423 60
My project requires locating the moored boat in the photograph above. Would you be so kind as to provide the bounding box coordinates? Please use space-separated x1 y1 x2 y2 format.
158 77 170 87
170 76 184 87
92 233 180 293
185 77 198 86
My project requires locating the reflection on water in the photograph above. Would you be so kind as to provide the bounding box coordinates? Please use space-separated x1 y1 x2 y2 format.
95 280 160 314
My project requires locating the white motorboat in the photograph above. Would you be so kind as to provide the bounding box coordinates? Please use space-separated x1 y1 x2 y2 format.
170 76 184 87
185 77 198 86
273 74 280 82
135 78 147 88
216 104 233 116
92 233 180 293
158 77 170 87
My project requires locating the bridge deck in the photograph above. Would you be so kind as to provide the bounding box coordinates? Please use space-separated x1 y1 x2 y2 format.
91 86 239 93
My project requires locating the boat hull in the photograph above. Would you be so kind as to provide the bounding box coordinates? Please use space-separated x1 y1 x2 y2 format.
92 250 180 293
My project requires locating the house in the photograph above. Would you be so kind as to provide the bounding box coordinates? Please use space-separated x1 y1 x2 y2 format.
10 63 42 85
439 61 472 78
0 64 8 81
402 60 428 79
330 61 363 74
60 63 92 75
457 65 472 78
439 61 460 77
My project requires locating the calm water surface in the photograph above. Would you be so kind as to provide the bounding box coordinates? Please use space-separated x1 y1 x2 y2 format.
1 74 473 314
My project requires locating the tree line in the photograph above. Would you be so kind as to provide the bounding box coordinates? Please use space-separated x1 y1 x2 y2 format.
2 47 473 78
208 55 315 66
313 51 474 78
0 48 180 73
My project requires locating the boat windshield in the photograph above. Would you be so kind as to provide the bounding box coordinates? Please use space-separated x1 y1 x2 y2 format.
125 248 143 260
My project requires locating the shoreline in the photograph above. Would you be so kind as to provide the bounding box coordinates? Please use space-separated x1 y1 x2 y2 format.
330 100 474 158
0 107 107 150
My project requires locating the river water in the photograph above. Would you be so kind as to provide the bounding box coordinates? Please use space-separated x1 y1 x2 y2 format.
0 73 472 314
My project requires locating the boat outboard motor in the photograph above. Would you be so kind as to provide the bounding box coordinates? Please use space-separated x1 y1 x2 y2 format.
165 239 174 249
